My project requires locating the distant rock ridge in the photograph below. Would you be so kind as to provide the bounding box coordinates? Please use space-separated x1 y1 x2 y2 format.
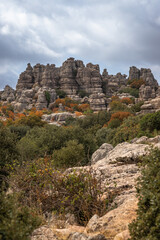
0 58 159 111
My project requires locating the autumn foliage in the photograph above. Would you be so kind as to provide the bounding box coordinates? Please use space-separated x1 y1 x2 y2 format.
120 97 133 105
130 79 145 89
52 98 90 114
110 111 133 122
107 111 133 128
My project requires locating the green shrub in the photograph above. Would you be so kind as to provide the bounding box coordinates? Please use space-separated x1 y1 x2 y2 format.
110 101 131 112
129 148 160 240
9 125 30 140
109 116 142 146
45 91 51 107
77 111 110 129
0 192 42 240
0 127 19 189
130 101 144 113
17 125 97 165
55 89 67 98
119 87 139 98
107 118 121 129
53 140 85 168
140 111 160 132
96 127 115 146
78 90 89 98
16 115 46 128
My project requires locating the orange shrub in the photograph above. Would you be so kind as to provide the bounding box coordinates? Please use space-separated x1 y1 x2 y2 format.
120 97 133 105
110 111 132 122
78 104 90 112
130 79 145 89
75 111 83 117
16 113 26 119
8 111 15 120
52 108 59 113
31 110 43 117
65 107 73 113
54 98 65 106
111 96 120 102
1 106 7 114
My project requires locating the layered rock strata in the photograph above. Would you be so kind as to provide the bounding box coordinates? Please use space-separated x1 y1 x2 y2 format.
1 59 159 111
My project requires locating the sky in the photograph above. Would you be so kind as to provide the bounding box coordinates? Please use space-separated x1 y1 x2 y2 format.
0 0 160 89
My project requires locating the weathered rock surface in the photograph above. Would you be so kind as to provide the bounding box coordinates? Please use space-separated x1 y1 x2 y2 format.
94 142 149 167
42 112 75 124
89 92 107 111
113 230 130 240
91 143 113 165
129 67 158 87
0 85 15 102
1 59 159 111
140 97 160 114
102 69 127 97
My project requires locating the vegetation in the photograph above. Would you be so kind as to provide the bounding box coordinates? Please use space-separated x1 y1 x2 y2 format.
45 91 51 107
119 87 139 98
10 160 113 226
129 148 160 240
55 89 67 98
1 99 160 238
0 192 42 240
140 111 160 132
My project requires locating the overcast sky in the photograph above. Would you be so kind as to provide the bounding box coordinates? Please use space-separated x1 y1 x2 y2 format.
0 0 160 89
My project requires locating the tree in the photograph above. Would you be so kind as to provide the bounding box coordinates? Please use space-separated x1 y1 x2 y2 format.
53 140 85 168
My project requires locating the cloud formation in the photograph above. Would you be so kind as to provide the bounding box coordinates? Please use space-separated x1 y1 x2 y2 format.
0 0 160 89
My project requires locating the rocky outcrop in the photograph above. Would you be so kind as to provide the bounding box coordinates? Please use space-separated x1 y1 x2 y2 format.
129 66 158 101
140 97 160 114
91 143 113 165
89 92 107 111
16 58 103 98
129 67 158 87
139 85 156 100
42 112 75 125
1 59 159 111
102 69 127 97
0 85 15 102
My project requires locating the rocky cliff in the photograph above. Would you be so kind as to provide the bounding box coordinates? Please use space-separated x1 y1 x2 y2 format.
0 58 159 112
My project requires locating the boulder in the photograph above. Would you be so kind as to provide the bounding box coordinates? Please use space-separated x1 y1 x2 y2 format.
114 230 130 240
91 143 113 165
85 194 137 239
31 226 58 240
94 142 149 167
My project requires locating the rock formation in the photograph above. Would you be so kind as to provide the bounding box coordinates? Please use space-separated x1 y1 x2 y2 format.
0 58 159 111
0 85 15 102
129 66 159 101
140 97 160 114
102 69 127 97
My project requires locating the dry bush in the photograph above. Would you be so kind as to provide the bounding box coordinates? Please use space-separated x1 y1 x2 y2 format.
10 158 115 226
